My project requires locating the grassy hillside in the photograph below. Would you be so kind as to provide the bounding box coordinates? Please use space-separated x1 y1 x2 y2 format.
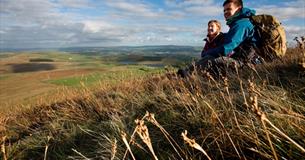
0 51 164 110
1 48 305 159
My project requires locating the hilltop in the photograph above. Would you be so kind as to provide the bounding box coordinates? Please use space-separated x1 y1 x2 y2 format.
1 47 305 159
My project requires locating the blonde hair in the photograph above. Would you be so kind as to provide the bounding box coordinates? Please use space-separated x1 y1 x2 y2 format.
208 20 221 32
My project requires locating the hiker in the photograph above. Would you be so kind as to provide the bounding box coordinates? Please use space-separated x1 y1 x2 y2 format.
177 20 225 77
201 20 225 57
178 0 260 78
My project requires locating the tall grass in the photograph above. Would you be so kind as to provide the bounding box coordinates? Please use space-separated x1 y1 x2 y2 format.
1 48 305 159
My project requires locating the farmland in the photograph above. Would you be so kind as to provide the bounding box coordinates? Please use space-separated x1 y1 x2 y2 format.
1 46 305 159
0 46 200 111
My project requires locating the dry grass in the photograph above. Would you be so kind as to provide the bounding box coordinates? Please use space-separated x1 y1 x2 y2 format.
1 48 305 159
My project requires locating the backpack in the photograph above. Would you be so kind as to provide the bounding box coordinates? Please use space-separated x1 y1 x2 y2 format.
250 14 287 61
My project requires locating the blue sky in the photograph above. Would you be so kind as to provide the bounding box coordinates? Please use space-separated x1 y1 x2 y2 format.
0 0 304 49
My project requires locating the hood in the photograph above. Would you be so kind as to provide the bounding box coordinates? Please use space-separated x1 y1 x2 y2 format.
226 8 256 25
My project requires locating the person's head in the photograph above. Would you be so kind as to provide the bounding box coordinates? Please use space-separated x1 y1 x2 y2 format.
223 0 243 20
207 20 221 37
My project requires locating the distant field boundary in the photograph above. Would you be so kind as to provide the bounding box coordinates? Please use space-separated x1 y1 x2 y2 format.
29 58 54 62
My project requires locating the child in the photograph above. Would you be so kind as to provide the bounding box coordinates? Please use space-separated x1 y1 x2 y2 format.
177 20 225 78
201 20 225 57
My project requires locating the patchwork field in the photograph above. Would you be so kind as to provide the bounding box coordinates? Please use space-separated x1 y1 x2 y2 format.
0 47 305 159
0 51 165 111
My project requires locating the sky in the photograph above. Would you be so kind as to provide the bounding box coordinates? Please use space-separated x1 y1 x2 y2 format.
0 0 304 49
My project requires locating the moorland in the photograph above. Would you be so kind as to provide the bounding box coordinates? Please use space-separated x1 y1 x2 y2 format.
0 46 304 160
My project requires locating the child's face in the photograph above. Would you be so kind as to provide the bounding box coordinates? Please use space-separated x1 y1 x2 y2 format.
207 22 219 36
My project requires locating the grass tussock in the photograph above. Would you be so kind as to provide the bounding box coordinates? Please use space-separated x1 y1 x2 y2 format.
1 48 305 160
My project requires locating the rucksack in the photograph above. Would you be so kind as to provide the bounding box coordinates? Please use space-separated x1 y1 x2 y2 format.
250 14 287 61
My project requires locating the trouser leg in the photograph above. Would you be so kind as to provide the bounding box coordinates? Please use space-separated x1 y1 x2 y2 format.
206 57 242 77
178 56 241 78
186 55 216 74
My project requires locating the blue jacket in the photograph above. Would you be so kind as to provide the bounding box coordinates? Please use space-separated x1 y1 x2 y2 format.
203 8 256 58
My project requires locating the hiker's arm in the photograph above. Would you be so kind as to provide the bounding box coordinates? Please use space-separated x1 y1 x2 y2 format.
201 42 210 57
222 23 248 56
202 46 224 58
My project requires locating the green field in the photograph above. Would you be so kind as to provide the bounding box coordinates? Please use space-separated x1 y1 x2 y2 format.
1 47 304 160
47 67 161 87
0 51 170 109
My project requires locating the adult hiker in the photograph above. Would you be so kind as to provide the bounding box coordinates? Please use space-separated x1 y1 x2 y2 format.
178 0 259 78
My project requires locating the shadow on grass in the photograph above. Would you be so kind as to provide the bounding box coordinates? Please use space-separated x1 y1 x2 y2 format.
9 63 56 73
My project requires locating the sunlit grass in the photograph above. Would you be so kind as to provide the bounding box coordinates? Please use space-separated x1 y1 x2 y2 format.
47 66 162 87
1 48 304 159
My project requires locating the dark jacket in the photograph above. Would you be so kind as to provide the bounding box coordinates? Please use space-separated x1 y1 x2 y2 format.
201 32 225 57
203 8 257 60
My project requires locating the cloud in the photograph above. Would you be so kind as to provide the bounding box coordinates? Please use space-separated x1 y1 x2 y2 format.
284 25 305 41
56 0 92 9
104 0 165 19
256 6 305 20
165 0 222 17
0 0 58 25
283 0 305 7
0 24 85 48
0 0 206 48
82 21 114 33
254 0 305 21
165 0 215 8
184 5 222 16
285 25 305 34
0 0 125 48
0 0 304 49
103 0 221 22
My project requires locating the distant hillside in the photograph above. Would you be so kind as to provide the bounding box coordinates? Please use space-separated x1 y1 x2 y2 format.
0 45 202 54
59 45 202 55
1 47 304 160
